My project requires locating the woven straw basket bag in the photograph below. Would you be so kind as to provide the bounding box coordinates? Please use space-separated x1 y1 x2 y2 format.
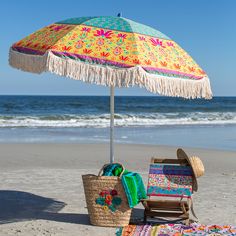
82 163 132 227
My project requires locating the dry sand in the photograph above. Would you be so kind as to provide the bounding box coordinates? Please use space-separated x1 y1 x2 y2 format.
0 143 235 235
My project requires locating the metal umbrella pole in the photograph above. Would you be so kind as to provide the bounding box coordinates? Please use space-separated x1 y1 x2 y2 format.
110 85 114 163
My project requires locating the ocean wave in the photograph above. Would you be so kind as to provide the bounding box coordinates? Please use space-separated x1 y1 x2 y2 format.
1 112 236 128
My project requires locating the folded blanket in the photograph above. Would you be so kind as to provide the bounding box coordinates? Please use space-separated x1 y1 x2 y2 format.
102 163 147 208
103 163 122 176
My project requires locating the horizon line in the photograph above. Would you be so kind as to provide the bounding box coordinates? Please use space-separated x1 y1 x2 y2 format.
0 94 235 98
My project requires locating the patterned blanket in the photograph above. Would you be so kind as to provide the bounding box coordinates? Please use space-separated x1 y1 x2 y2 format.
116 223 236 236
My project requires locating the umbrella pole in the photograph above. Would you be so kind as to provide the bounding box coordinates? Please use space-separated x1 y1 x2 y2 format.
110 85 115 163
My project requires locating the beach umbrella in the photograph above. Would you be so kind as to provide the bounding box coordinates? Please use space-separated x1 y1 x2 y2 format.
9 15 212 163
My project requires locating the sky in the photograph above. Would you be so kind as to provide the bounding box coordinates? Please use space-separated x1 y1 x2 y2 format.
1 0 236 96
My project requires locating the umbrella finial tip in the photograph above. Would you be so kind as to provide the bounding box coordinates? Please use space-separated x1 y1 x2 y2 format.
117 13 122 17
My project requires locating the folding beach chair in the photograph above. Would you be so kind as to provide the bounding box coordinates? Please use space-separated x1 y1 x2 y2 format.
141 157 195 225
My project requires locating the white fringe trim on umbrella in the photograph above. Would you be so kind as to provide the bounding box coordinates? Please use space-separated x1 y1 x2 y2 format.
9 48 212 99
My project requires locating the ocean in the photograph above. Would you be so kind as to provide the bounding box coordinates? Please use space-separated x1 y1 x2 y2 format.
0 95 236 150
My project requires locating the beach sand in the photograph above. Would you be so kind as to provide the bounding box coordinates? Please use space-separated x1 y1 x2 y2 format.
0 143 235 235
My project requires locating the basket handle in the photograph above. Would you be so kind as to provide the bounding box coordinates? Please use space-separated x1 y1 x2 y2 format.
98 163 125 178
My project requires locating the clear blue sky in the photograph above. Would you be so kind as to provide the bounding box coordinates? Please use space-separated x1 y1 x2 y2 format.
1 0 235 96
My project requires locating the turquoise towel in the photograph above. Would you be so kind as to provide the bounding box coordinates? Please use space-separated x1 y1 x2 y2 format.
102 163 123 176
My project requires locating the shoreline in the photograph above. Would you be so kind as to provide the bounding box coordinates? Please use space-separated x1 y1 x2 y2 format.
1 140 236 151
0 143 235 235
1 124 236 152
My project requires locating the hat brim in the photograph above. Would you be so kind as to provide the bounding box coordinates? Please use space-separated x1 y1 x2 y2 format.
177 148 198 192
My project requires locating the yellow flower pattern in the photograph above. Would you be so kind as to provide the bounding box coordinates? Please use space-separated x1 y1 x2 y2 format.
13 23 206 79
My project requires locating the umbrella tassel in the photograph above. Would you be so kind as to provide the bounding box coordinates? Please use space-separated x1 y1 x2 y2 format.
9 48 212 99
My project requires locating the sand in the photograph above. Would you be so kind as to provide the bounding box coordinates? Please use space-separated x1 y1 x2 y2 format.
0 143 235 236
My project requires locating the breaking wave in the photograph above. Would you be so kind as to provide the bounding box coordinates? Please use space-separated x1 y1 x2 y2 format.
1 112 236 128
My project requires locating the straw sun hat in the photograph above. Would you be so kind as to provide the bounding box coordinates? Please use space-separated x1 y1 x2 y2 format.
177 148 205 192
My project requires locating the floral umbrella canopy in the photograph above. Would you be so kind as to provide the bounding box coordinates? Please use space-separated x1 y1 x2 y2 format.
9 16 212 163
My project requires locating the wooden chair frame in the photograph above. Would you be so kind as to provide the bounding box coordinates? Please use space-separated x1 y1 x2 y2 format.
141 157 193 225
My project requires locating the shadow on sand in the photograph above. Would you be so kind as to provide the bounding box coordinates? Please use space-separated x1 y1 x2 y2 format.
0 190 90 225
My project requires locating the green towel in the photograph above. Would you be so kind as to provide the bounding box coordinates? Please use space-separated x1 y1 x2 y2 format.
121 172 147 208
102 163 147 208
